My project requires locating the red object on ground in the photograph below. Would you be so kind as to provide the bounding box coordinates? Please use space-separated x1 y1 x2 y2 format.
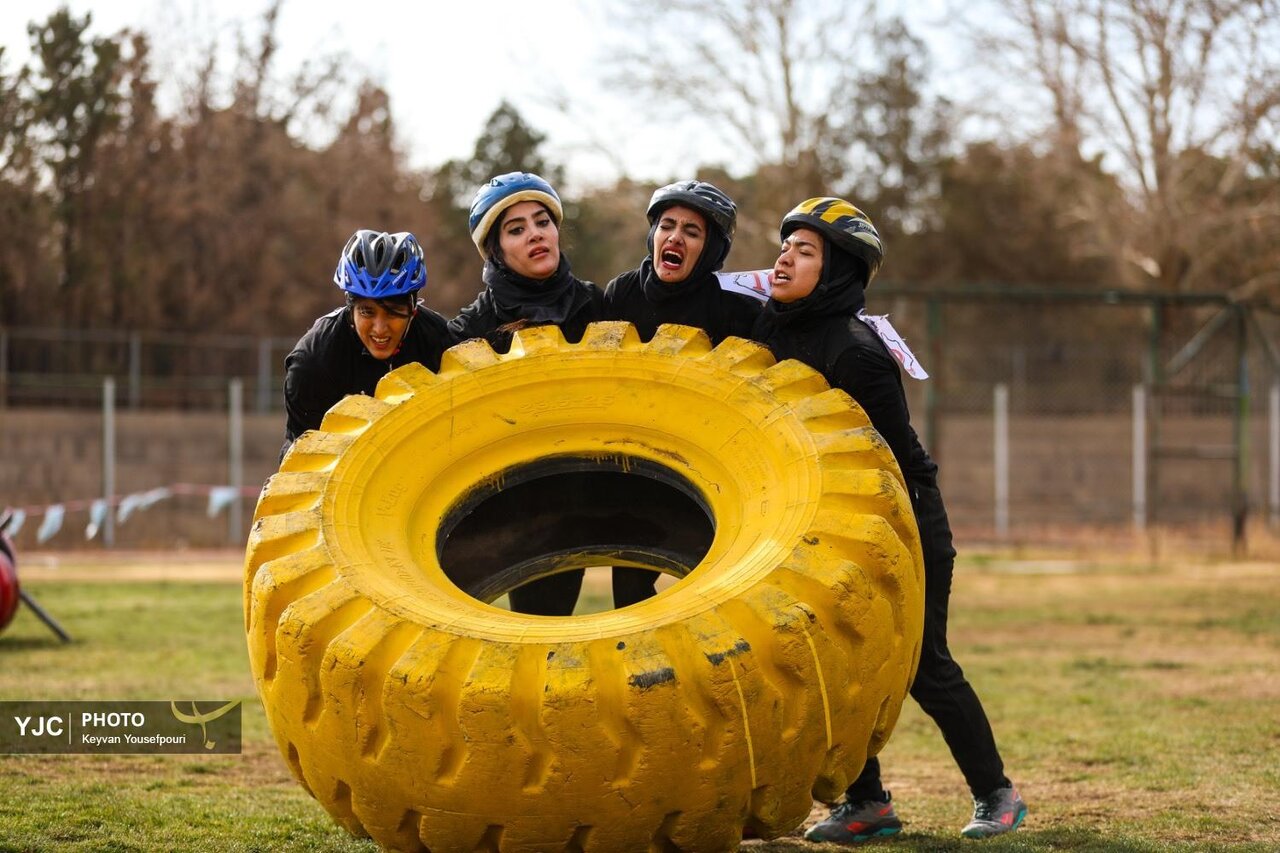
0 531 19 632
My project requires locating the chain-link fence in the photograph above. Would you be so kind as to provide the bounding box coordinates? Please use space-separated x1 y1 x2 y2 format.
0 327 296 411
880 287 1279 550
2 289 1278 552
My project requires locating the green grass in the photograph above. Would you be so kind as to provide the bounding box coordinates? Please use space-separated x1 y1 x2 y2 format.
1 557 1278 851
0 581 365 852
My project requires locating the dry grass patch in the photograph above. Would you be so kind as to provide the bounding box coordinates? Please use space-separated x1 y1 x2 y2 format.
0 551 1277 851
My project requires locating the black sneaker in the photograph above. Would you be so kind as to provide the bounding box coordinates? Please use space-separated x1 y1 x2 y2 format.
961 785 1027 839
804 796 902 845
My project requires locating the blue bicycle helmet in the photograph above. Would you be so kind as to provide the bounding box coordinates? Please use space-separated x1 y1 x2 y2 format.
334 230 427 298
468 172 563 259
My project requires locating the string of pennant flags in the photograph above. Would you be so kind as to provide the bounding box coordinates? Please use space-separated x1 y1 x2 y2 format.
4 277 927 547
2 484 262 544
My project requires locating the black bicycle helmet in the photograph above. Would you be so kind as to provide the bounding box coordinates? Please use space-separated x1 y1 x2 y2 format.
646 180 737 244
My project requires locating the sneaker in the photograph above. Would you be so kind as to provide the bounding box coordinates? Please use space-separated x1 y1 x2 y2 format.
961 785 1027 839
804 796 902 845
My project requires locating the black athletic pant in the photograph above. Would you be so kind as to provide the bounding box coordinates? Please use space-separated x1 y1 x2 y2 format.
508 567 660 615
611 567 659 609
507 570 585 616
846 482 1010 802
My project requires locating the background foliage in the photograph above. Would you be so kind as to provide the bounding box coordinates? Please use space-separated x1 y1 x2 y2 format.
0 0 1277 332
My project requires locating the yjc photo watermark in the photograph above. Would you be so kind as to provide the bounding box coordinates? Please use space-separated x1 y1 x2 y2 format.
0 701 241 754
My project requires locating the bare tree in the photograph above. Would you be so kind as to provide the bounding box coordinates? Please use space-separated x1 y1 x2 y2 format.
601 0 876 242
597 0 959 266
969 0 1280 296
618 0 872 167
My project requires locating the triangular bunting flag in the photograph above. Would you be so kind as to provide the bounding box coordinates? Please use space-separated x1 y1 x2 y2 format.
37 505 66 544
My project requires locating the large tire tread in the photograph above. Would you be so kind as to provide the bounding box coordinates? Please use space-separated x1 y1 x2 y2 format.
703 336 778 376
282 431 355 470
430 636 484 785
325 608 422 759
319 394 394 437
248 547 335 681
244 512 322 582
717 597 805 741
277 579 369 724
642 324 711 358
510 644 556 792
330 779 369 838
651 626 727 771
283 740 311 795
252 470 327 516
583 639 644 786
757 360 833 403
391 810 430 853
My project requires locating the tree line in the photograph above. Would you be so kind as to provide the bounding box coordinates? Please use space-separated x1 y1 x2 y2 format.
1 0 1276 344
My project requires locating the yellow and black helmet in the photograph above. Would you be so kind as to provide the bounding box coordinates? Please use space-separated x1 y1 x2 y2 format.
781 197 884 283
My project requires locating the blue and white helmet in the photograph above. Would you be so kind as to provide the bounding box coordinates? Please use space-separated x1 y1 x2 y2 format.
468 172 563 259
334 230 427 298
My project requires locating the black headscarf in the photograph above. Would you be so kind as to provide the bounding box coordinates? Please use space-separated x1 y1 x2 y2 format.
758 236 869 331
639 217 730 304
482 253 588 326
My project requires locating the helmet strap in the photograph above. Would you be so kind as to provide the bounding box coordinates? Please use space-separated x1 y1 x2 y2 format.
391 300 417 357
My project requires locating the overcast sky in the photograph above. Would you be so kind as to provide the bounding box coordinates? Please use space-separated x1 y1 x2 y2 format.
1 0 957 190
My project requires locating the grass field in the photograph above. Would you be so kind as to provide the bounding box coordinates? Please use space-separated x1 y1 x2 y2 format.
0 551 1277 852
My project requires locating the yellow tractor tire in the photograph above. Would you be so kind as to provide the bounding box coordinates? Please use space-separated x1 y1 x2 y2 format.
244 322 924 853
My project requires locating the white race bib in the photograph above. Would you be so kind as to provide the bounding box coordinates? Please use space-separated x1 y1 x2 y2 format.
716 269 929 380
856 310 929 380
714 269 771 301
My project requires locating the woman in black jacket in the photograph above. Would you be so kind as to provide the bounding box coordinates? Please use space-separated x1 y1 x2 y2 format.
602 179 760 608
449 172 602 616
602 179 759 344
282 230 451 461
449 172 602 354
753 198 1027 845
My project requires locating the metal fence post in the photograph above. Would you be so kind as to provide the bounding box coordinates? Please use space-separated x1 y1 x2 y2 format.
1232 307 1249 555
0 328 7 409
1133 384 1147 529
1271 382 1278 529
257 338 272 414
103 378 116 548
128 333 142 409
1146 301 1163 532
229 379 244 544
924 299 942 457
994 383 1009 539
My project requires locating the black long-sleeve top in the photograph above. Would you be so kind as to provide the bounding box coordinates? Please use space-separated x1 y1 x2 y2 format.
753 310 938 489
282 305 452 458
602 266 761 344
448 282 604 354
